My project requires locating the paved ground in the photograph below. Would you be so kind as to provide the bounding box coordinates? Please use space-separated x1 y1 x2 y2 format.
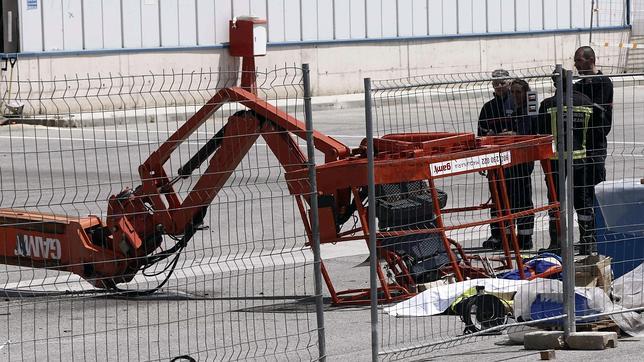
1 76 643 360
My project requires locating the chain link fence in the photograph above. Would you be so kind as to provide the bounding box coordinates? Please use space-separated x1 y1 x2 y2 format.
366 67 567 358
572 71 644 333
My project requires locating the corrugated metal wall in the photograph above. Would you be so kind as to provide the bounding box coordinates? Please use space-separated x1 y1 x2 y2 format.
18 0 627 52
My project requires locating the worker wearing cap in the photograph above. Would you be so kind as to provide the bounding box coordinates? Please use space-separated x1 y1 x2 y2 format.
572 46 614 255
537 69 595 255
478 69 515 137
479 69 533 250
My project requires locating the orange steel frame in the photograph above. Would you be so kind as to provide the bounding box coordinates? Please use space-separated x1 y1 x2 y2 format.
287 132 559 304
0 82 559 304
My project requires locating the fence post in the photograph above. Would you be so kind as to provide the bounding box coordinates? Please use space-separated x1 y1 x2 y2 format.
563 69 577 336
364 77 379 361
554 64 573 338
302 63 327 361
589 0 595 43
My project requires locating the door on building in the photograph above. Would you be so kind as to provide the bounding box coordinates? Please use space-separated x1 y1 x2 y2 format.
1 0 20 53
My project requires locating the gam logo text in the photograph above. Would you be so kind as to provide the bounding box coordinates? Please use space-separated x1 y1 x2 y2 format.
14 234 62 260
433 163 451 174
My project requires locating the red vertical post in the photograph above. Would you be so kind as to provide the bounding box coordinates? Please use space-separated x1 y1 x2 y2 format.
427 178 464 281
241 56 257 95
488 170 513 269
496 168 526 279
229 16 267 95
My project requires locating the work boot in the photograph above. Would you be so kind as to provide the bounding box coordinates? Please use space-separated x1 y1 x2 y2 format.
482 235 503 250
578 241 598 255
539 233 561 255
539 244 561 255
578 218 597 255
518 235 533 250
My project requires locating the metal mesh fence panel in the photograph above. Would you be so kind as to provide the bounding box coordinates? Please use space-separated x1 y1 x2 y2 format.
0 66 322 360
569 71 644 336
368 67 584 358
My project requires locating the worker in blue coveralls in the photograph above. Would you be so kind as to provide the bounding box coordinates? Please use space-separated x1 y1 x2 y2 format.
478 70 534 250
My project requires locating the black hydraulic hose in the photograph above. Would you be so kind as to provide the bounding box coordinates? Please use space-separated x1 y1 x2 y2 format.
336 187 369 226
177 125 227 178
176 110 268 178
106 207 208 297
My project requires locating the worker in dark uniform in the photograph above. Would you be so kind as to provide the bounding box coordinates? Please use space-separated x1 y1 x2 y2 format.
573 46 614 255
478 69 515 137
538 69 594 255
506 78 536 249
480 70 534 250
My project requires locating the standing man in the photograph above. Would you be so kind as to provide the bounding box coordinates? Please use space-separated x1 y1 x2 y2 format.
538 70 595 255
573 46 614 255
507 78 537 249
478 70 528 249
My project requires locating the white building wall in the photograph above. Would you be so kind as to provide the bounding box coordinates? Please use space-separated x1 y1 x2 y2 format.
13 29 629 97
17 0 628 52
5 1 631 105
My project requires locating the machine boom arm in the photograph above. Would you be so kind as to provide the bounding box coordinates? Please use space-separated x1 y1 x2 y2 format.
0 84 556 304
0 86 351 289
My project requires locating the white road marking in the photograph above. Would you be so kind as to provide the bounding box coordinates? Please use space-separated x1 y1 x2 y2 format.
610 154 644 158
0 240 365 292
11 126 367 140
0 135 271 148
3 132 644 150
608 141 644 145
0 135 132 144
0 132 364 147
2 129 643 145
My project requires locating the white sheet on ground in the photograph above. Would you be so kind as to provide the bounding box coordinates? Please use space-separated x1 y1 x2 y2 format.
384 273 644 336
603 261 644 336
511 279 644 336
383 279 529 317
512 279 563 321
613 262 644 309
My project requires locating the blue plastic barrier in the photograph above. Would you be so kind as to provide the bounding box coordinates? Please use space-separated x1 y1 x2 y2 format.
594 179 644 279
530 293 601 323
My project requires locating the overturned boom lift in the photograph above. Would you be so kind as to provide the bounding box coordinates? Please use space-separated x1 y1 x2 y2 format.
0 17 559 304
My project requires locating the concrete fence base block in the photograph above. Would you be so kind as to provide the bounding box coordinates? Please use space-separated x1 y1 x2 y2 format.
524 331 565 350
565 332 618 350
540 349 556 360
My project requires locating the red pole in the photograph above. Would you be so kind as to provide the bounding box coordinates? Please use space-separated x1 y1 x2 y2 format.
241 56 257 95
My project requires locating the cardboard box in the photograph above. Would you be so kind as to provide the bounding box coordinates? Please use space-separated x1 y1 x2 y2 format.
575 255 612 293
575 272 598 288
417 274 455 292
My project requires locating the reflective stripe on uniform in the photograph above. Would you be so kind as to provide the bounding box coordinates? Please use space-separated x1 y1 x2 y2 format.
547 105 593 160
577 213 594 222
